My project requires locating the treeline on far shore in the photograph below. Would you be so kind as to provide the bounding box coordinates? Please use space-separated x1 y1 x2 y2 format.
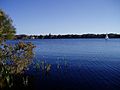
14 33 120 39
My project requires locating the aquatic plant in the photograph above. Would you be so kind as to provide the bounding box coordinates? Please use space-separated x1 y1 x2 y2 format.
57 63 61 69
0 41 35 88
23 76 29 86
35 60 52 73
45 64 51 72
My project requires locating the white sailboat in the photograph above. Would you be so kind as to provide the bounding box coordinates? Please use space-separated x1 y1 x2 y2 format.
31 36 35 39
105 34 109 40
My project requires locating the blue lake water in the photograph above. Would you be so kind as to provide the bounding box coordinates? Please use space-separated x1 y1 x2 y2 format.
7 39 120 90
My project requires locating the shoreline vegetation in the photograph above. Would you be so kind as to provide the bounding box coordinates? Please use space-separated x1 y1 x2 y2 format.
15 33 120 39
0 9 35 89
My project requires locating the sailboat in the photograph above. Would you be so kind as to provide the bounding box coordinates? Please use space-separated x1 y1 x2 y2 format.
105 34 109 40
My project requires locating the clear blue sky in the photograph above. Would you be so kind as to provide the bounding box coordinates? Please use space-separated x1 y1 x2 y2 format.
0 0 120 35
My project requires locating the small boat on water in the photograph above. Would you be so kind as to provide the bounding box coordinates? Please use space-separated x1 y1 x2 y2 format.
105 34 109 40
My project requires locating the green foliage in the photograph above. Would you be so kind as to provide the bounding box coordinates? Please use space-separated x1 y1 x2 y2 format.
0 9 35 89
0 9 16 43
0 41 35 88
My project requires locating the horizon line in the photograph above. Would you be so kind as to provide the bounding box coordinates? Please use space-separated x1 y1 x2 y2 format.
15 33 120 35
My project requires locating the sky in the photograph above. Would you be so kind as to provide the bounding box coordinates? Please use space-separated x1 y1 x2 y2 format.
0 0 120 35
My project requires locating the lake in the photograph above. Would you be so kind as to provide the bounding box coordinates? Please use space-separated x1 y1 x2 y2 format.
7 39 120 90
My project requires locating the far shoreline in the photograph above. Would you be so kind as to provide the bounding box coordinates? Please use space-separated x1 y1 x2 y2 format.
14 33 120 39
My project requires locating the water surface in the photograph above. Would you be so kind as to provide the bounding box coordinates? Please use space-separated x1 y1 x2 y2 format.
7 39 120 90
